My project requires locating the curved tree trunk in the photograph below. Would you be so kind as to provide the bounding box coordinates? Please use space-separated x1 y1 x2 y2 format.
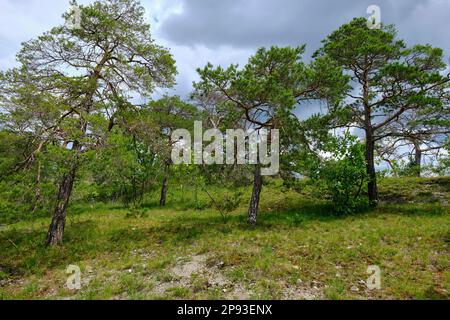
248 165 262 226
45 52 105 246
45 160 78 246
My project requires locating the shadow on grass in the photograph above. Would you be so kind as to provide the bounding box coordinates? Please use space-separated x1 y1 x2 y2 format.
143 197 447 246
138 200 369 245
376 204 447 216
0 220 99 278
1 196 446 279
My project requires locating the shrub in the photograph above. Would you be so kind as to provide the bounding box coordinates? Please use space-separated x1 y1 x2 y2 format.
205 189 243 222
307 133 368 214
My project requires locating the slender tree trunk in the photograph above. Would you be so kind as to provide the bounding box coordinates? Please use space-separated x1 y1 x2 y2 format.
413 142 422 177
365 131 379 207
32 161 42 213
248 165 263 226
45 159 78 246
362 65 378 208
159 163 170 206
383 158 398 177
160 176 168 206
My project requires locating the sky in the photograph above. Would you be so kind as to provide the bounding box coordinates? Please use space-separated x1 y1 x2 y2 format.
0 0 448 169
1 0 449 104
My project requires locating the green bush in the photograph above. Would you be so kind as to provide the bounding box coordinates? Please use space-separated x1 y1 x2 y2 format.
213 191 243 222
308 133 368 214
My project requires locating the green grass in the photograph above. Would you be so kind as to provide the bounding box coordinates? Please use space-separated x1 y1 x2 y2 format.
0 177 449 300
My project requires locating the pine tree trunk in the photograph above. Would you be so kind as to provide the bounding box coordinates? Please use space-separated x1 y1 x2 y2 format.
160 161 171 206
361 69 379 208
45 161 78 246
248 165 263 226
160 176 168 206
32 161 42 213
365 132 379 207
414 143 422 177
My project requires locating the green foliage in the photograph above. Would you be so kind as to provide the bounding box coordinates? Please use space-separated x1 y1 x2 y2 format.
207 190 243 223
306 132 368 214
314 17 449 205
86 129 161 205
392 158 422 178
0 5 449 251
195 45 347 128
0 0 177 230
435 146 450 176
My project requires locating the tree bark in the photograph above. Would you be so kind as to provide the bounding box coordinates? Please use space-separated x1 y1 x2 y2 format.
159 162 170 206
45 159 78 246
413 142 422 177
32 160 42 213
362 64 379 208
248 165 263 226
365 131 379 207
160 176 168 206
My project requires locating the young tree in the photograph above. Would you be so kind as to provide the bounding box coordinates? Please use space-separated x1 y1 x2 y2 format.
144 96 198 206
194 46 346 225
192 90 254 190
88 128 160 206
378 96 450 176
315 18 449 206
0 0 176 245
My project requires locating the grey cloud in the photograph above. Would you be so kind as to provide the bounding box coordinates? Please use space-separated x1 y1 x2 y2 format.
2 0 449 100
158 0 450 98
160 0 450 56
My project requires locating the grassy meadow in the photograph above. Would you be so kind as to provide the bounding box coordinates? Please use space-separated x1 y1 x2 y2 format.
0 177 448 300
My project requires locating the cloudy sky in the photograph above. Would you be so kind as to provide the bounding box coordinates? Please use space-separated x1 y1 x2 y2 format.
1 0 449 102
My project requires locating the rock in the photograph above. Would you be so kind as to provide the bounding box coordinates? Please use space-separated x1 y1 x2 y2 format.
351 286 359 292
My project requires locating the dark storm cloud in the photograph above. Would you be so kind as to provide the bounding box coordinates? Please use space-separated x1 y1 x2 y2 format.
160 0 450 56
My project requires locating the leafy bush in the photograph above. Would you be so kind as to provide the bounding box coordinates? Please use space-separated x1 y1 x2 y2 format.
205 189 243 222
307 133 368 214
